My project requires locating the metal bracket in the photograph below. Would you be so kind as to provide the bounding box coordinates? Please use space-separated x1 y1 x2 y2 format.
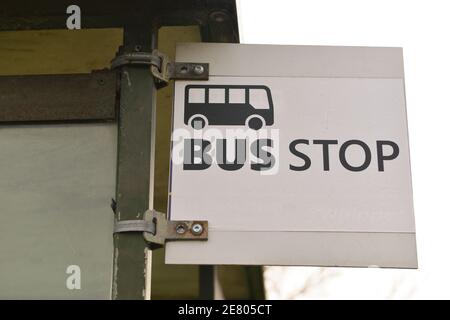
143 210 208 245
110 50 161 69
111 49 209 89
114 219 155 234
113 210 208 247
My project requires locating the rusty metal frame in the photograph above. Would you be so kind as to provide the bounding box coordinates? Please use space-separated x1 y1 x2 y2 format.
0 71 118 123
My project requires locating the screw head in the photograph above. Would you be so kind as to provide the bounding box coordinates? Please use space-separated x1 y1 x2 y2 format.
191 223 203 235
194 65 205 75
179 65 189 74
175 224 187 235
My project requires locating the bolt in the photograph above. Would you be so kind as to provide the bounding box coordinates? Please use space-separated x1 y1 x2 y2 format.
191 223 203 235
210 11 228 23
176 224 187 235
194 65 205 75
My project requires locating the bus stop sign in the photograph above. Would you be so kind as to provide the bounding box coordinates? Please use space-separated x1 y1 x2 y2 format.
165 43 417 268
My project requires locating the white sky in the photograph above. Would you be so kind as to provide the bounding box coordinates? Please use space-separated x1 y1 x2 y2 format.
237 0 450 299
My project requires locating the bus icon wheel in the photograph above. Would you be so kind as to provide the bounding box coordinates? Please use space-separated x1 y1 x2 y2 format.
246 116 265 130
189 115 208 130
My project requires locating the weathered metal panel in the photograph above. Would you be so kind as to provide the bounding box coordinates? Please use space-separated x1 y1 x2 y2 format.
0 124 116 299
0 71 117 123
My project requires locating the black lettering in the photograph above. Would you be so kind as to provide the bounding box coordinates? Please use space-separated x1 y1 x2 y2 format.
313 139 338 171
339 140 371 172
289 139 311 171
376 140 400 171
183 139 212 170
217 139 246 171
251 139 275 171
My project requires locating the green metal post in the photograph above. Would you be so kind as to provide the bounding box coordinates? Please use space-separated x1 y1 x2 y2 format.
112 23 157 300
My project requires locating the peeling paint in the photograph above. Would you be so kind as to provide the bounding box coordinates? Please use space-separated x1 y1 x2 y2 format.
112 246 119 299
123 70 132 87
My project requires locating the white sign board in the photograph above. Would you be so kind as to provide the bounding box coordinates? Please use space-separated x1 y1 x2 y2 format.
166 43 417 268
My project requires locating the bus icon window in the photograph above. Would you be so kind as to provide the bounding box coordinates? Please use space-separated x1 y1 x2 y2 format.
188 88 206 103
184 85 274 130
229 88 246 104
250 89 271 110
209 88 226 103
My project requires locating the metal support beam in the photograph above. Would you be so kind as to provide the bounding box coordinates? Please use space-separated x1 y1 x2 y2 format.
199 266 215 300
245 266 266 300
112 23 158 300
0 71 117 123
